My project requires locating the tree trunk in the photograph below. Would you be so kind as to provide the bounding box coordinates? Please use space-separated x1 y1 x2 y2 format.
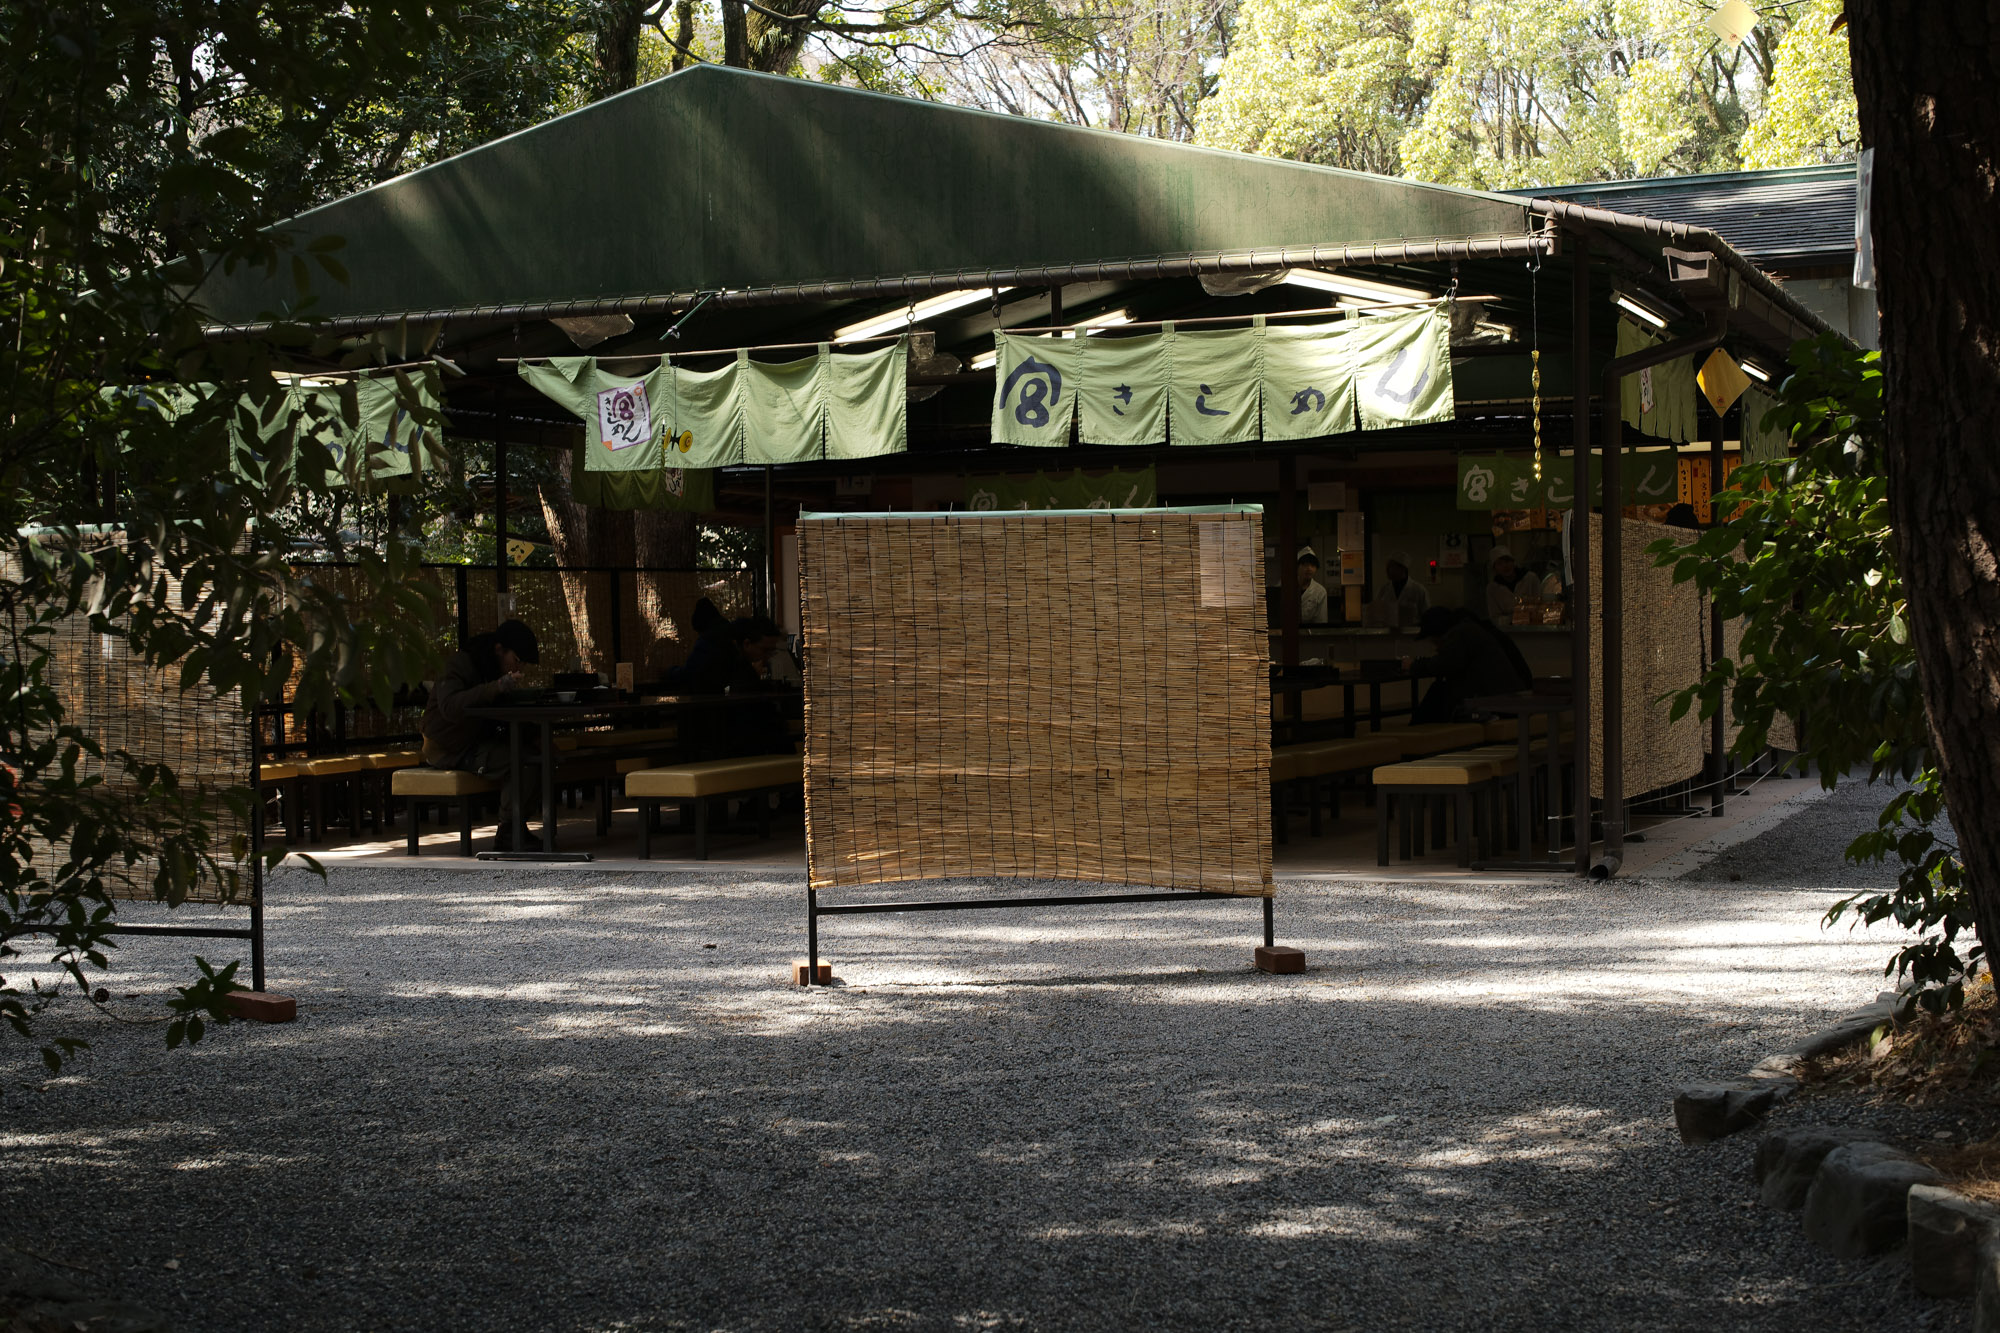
720 0 749 69
592 0 648 96
1848 2 2000 958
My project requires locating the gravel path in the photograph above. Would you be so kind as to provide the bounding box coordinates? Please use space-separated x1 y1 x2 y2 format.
2 778 1961 1332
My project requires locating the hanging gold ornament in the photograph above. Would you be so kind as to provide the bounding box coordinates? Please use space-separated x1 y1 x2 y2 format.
1531 348 1543 482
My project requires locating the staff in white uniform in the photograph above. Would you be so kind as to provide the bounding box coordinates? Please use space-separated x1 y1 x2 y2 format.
1487 546 1521 622
1375 553 1430 626
1297 547 1329 625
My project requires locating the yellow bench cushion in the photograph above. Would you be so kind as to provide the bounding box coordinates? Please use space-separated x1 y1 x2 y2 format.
258 762 301 782
392 767 501 797
625 755 803 800
1296 736 1405 777
358 748 423 770
300 754 366 777
574 725 677 749
1372 758 1502 786
1425 748 1522 777
1481 715 1557 743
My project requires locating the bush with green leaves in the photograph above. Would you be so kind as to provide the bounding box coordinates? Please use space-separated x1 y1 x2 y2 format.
2 1 458 1071
1650 334 1972 1014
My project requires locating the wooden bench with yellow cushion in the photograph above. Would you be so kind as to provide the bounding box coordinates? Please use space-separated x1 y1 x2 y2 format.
1371 755 1507 867
1386 722 1489 759
1270 736 1407 842
625 755 804 860
392 767 502 857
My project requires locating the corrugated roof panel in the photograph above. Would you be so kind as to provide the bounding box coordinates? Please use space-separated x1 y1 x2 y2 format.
1506 164 1856 264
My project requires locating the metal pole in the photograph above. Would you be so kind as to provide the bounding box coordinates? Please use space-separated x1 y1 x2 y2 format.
1278 455 1300 672
1600 364 1626 861
1710 402 1728 817
495 441 510 603
807 888 819 987
454 565 470 650
762 466 775 619
608 568 623 666
1262 896 1274 949
1568 237 1594 877
248 687 266 993
1048 285 1063 326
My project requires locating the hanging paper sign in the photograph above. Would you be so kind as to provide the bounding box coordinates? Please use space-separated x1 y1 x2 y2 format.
1697 348 1752 417
596 382 652 452
1638 366 1655 415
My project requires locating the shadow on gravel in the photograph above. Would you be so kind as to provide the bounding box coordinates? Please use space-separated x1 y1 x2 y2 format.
0 868 1929 1333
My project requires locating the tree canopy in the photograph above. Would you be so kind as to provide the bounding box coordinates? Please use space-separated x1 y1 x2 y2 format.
1196 0 1858 186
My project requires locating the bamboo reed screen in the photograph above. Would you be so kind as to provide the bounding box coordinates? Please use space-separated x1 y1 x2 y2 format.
799 507 1272 896
1585 514 1706 799
17 542 248 904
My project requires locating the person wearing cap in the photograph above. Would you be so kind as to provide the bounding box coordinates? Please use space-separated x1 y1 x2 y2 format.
421 618 544 851
1487 546 1522 622
1375 553 1430 626
1297 547 1330 625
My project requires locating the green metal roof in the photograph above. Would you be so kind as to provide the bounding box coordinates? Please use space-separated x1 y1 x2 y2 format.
196 65 1542 329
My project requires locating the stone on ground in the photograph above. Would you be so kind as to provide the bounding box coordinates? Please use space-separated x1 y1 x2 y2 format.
1755 1125 1876 1210
1908 1183 2000 1298
1802 1142 1942 1258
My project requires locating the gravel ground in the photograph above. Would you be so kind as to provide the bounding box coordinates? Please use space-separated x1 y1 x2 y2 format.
1 778 1963 1332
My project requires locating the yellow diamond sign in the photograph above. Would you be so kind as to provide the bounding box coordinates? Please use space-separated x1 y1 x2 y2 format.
1698 349 1753 417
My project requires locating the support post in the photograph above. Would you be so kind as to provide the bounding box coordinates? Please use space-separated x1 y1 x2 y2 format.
1569 238 1594 876
454 565 470 650
1710 403 1728 817
1600 373 1625 861
1048 285 1063 326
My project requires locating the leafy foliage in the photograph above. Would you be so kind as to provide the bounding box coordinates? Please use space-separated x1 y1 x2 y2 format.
1197 0 1858 186
1647 335 1973 1015
1 1 456 1071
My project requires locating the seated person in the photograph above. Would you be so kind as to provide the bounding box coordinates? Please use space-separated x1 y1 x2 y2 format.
1400 607 1532 723
420 619 543 851
737 615 801 687
667 598 737 693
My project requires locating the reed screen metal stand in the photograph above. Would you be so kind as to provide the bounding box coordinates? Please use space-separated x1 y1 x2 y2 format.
802 888 1278 986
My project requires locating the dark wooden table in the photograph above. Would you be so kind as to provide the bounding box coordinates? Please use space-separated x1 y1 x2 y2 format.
1468 691 1575 865
1271 664 1433 743
464 692 797 859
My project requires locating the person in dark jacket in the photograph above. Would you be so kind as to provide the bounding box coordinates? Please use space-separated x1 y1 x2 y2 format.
667 598 739 693
421 619 542 850
1401 607 1532 723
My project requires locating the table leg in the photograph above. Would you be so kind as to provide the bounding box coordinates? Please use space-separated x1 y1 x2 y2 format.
540 720 558 853
508 721 523 852
1369 683 1382 731
1544 720 1564 863
1342 683 1357 738
1516 726 1532 853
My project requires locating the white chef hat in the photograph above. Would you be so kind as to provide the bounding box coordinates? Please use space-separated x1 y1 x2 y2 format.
1490 544 1516 565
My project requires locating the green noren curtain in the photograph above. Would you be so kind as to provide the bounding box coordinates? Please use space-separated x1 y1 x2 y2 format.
991 303 1455 448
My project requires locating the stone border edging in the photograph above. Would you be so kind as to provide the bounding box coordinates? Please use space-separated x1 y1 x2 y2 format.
1673 992 1898 1144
